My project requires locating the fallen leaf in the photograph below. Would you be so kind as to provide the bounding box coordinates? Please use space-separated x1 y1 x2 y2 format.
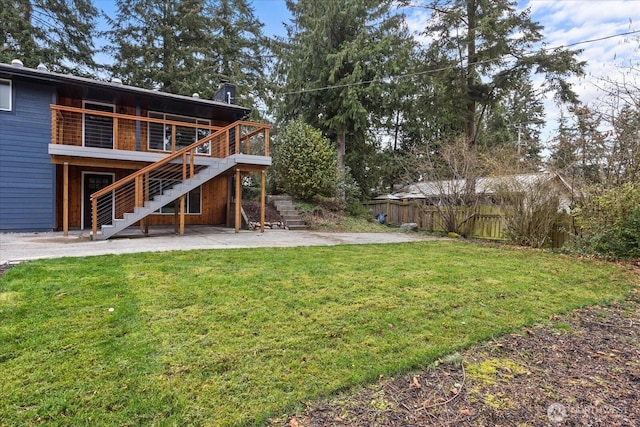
289 417 300 427
412 376 421 388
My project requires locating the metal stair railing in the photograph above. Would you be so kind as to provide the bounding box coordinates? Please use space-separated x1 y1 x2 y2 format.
90 120 270 238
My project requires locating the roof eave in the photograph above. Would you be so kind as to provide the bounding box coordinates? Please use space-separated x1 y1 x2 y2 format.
0 63 251 115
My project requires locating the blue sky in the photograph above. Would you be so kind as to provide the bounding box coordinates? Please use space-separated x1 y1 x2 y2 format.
94 0 292 38
94 0 640 140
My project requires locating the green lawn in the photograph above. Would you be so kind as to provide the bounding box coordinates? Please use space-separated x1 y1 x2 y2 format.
0 241 635 426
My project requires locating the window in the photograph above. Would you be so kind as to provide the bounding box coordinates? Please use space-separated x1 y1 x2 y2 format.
149 179 202 214
83 101 114 148
0 79 11 111
148 112 211 154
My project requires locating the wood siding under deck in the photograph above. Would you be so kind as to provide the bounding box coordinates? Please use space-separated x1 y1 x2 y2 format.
55 165 231 230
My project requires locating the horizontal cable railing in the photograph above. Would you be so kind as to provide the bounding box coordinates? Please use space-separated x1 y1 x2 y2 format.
86 117 270 236
50 104 225 154
51 104 270 157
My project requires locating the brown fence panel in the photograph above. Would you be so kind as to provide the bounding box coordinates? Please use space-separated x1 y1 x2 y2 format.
364 200 573 247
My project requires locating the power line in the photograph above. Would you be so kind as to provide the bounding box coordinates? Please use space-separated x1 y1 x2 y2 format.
280 29 640 96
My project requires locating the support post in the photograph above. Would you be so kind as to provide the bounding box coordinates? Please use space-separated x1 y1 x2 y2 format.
113 117 119 150
51 109 58 145
264 127 270 156
171 124 176 152
134 175 142 207
179 195 185 236
182 152 187 180
92 197 97 237
174 200 179 233
260 170 266 233
226 176 232 227
235 127 240 154
235 168 241 233
225 130 230 157
63 162 69 236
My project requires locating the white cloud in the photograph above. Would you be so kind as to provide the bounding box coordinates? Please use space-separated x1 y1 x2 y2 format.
520 0 640 144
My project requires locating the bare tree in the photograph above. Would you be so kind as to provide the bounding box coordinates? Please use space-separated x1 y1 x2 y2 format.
488 174 568 248
405 137 481 236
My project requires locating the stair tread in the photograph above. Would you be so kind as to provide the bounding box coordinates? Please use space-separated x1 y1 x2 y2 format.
97 163 225 239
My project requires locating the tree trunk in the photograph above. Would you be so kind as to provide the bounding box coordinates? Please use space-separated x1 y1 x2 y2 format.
465 0 477 147
337 131 346 175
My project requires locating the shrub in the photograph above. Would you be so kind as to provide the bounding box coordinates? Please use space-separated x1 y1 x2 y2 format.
272 119 339 200
572 183 640 259
492 175 567 248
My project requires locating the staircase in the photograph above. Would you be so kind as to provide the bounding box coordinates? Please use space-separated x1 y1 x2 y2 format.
89 120 271 240
269 195 307 230
97 159 231 239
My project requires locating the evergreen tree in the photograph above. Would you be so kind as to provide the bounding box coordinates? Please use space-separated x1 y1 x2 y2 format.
103 0 267 105
274 0 416 191
548 106 605 186
203 0 267 108
606 105 640 185
273 118 339 200
478 78 545 166
417 0 584 146
0 0 98 75
104 0 213 95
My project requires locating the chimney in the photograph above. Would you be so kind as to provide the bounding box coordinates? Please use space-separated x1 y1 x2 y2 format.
213 81 236 104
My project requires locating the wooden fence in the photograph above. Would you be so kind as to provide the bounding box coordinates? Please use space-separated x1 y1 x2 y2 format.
364 199 572 248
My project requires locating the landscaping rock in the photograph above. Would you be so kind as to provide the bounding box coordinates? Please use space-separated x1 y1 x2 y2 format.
401 222 419 232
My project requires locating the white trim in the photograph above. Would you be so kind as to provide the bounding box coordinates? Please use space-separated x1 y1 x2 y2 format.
0 79 12 111
82 100 115 148
148 178 202 215
81 171 115 230
147 111 211 154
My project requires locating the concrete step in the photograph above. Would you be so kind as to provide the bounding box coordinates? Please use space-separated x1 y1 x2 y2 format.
279 210 299 216
269 195 307 230
287 224 307 230
274 203 295 210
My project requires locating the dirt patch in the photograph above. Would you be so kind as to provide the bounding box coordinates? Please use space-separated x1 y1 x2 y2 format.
274 293 640 426
243 201 283 223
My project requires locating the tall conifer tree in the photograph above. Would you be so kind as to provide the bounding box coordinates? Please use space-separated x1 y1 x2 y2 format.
0 0 98 75
275 0 415 185
417 0 584 147
104 0 267 105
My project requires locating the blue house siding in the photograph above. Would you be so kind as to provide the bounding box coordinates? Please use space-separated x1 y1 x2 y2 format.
0 79 55 231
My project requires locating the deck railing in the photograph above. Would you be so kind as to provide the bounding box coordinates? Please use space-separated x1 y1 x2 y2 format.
87 119 270 236
50 104 270 157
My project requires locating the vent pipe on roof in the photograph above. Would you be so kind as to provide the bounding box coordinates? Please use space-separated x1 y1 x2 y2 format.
11 59 24 67
192 93 200 99
37 63 48 71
